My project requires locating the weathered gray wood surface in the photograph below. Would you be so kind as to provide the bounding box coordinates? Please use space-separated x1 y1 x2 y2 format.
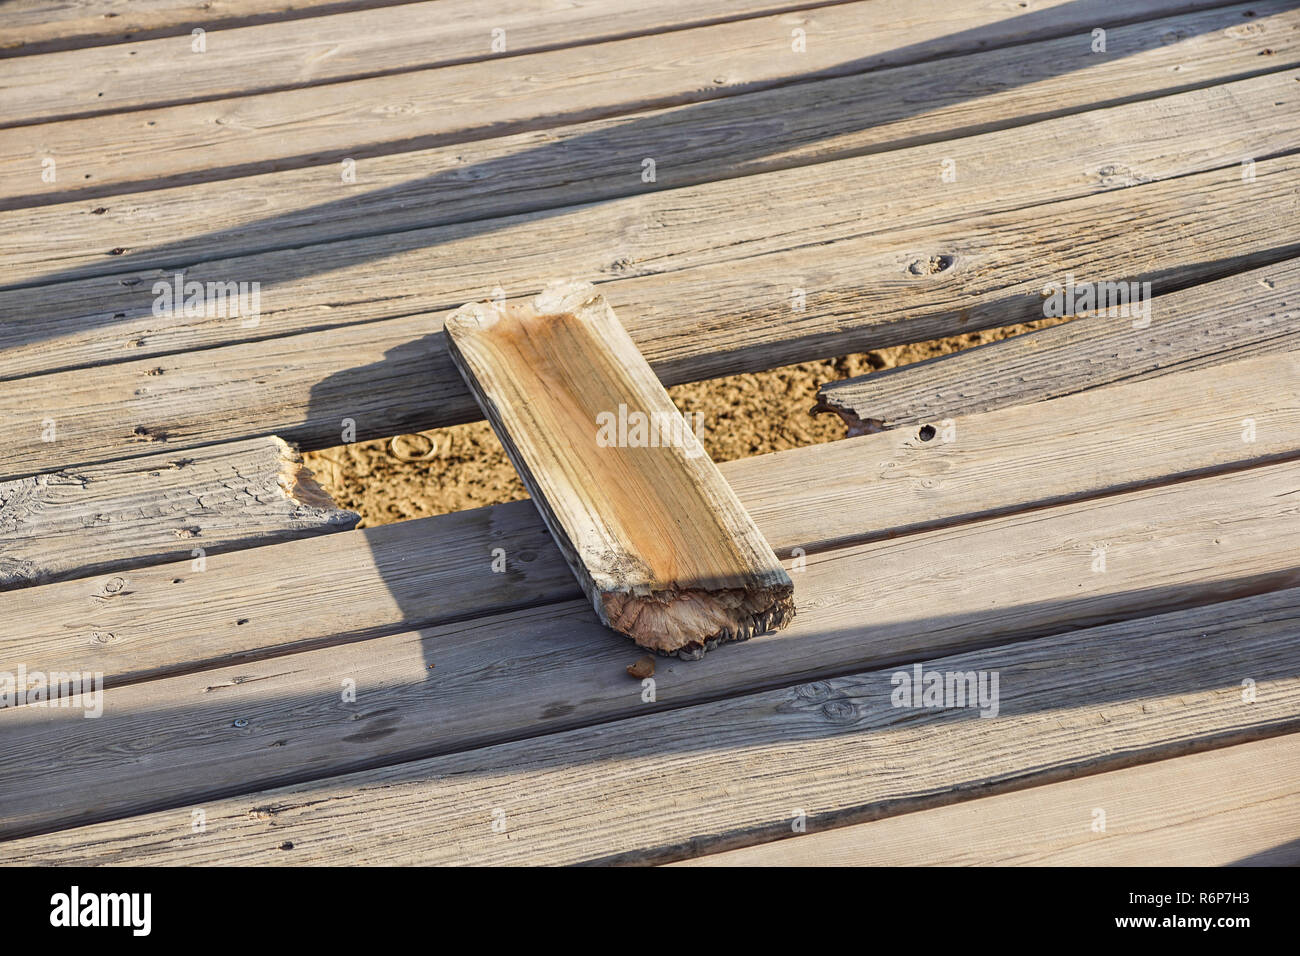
0 435 355 590
5 0 1214 123
2 459 1297 840
0 0 416 55
818 260 1300 432
446 283 792 657
0 0 854 122
5 585 1297 863
12 73 1299 379
677 734 1300 866
3 3 1290 206
10 31 1294 288
5 154 1297 480
7 351 1297 686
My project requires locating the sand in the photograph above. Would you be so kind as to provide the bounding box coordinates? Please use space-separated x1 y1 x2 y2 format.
305 320 1064 526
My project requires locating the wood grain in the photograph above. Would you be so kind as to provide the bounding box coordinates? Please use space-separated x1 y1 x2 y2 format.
5 585 1297 863
818 262 1300 432
2 2 1291 206
0 0 1233 59
446 282 792 656
5 0 1198 121
0 1 854 122
7 349 1297 688
8 66 1298 291
675 734 1300 866
4 157 1298 479
2 459 1297 840
0 435 356 590
0 1 418 56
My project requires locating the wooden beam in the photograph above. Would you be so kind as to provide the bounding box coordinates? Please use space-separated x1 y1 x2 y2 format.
1 2 1290 206
3 158 1297 479
817 263 1300 433
674 734 1300 866
0 435 356 590
2 460 1297 840
5 585 1297 863
7 349 1298 689
7 65 1297 291
446 282 793 658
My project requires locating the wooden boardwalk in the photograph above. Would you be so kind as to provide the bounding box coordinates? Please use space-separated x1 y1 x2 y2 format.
1 0 1298 865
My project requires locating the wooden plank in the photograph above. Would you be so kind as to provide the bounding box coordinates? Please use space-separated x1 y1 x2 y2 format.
5 585 1297 864
8 349 1298 689
0 0 857 124
8 64 1298 291
445 282 793 658
817 262 1300 433
3 2 1290 207
2 460 1297 840
0 435 356 590
4 0 1208 123
4 159 1298 480
675 735 1300 866
0 1 416 57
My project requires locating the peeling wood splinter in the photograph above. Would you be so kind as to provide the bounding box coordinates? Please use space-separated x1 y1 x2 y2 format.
445 280 794 659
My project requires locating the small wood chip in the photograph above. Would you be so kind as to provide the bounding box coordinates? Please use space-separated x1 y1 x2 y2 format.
626 656 655 679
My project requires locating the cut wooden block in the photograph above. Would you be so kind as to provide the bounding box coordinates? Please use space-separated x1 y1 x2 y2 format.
445 280 793 658
0 435 356 589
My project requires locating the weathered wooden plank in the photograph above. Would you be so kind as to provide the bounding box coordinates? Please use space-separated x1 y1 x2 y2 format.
4 159 1297 480
0 435 356 590
8 65 1297 291
675 734 1300 866
9 349 1297 689
446 282 793 658
0 1 861 124
5 585 1297 864
817 262 1300 433
3 2 1290 206
5 0 1210 123
0 1 414 56
2 460 1297 841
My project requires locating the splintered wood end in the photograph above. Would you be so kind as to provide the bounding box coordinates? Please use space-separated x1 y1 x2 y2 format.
602 586 795 659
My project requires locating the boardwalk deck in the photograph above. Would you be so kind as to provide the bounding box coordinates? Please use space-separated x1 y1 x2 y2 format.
1 0 1296 866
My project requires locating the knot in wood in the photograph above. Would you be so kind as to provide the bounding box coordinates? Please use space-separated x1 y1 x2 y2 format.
820 699 857 723
907 254 955 276
795 680 834 701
